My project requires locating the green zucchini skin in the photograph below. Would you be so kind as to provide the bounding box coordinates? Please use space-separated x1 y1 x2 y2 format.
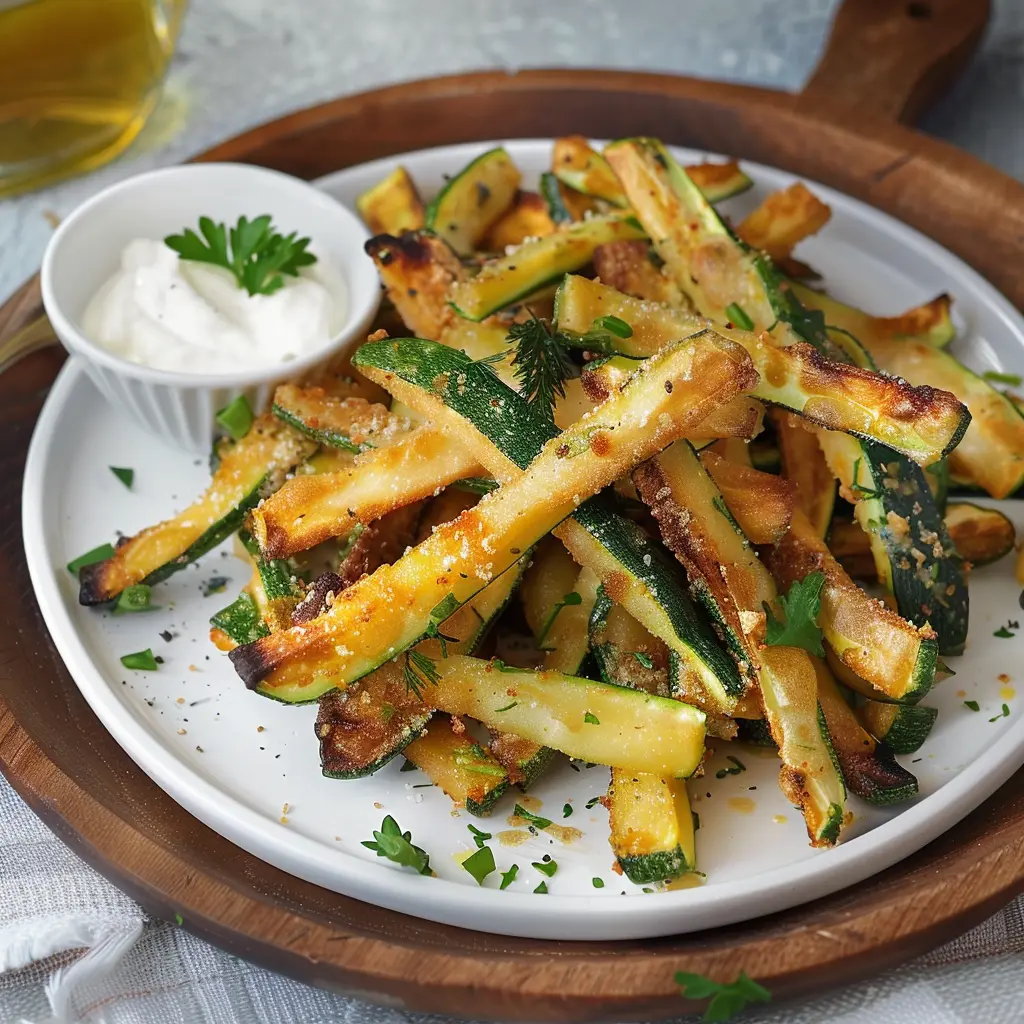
271 403 365 453
735 718 775 747
447 214 646 321
353 337 743 706
851 441 968 656
210 592 270 647
539 171 573 224
859 702 938 755
424 147 521 256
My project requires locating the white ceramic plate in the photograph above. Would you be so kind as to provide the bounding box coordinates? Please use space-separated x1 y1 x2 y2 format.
22 140 1024 942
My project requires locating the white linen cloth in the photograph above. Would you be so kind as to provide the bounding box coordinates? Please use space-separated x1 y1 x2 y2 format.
4 0 1024 1020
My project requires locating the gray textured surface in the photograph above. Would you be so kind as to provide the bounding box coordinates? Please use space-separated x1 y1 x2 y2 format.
2 0 1023 305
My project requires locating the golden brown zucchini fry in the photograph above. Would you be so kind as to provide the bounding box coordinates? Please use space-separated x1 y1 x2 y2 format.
481 190 556 251
365 231 462 338
249 426 483 559
356 166 426 235
735 182 831 261
698 449 795 545
771 409 835 540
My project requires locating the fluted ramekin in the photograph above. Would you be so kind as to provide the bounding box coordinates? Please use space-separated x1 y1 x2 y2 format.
41 163 381 453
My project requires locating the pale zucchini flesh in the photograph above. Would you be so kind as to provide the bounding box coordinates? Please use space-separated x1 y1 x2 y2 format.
425 656 706 777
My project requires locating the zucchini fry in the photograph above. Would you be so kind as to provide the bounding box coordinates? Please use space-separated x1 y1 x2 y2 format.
554 273 966 463
80 415 314 604
735 182 831 262
356 166 426 235
795 284 1024 499
358 334 753 714
608 771 696 883
366 231 462 338
424 656 706 777
231 331 756 703
425 147 521 256
404 718 511 816
605 139 968 653
698 450 795 545
250 425 482 559
772 410 835 540
768 509 937 704
815 658 919 805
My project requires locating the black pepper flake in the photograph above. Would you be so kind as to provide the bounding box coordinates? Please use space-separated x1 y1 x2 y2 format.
159 630 175 643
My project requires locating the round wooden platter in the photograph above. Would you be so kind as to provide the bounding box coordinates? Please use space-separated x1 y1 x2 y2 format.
3 1 1024 1019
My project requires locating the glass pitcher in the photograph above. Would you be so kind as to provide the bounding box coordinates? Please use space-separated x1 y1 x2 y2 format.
0 0 187 198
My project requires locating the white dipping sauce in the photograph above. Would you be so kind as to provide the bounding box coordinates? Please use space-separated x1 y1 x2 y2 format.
82 238 347 374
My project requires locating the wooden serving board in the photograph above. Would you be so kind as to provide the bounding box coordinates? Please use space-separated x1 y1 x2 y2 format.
2 1 1024 1019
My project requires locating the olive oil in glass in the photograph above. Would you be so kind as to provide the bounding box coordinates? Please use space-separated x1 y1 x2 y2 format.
0 0 187 198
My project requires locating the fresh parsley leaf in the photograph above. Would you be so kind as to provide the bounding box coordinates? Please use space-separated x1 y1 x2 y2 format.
425 593 461 655
109 466 134 489
715 755 746 779
533 881 549 894
215 395 254 440
592 877 605 888
506 315 575 424
532 857 558 877
983 370 1023 387
675 971 771 1022
361 815 431 875
67 542 115 576
964 700 980 712
499 864 519 890
174 912 184 926
849 457 883 501
453 744 506 777
535 590 583 648
513 803 552 830
562 803 573 818
724 302 754 332
403 650 440 699
467 824 492 849
120 648 159 671
585 796 602 809
631 651 655 669
994 620 1018 638
165 215 317 297
583 711 600 725
765 572 825 656
113 584 155 614
990 704 1011 723
462 845 496 885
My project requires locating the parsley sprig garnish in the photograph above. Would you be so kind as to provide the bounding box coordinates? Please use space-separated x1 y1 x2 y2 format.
675 971 771 1022
165 215 317 297
506 315 575 424
765 571 826 656
362 815 432 875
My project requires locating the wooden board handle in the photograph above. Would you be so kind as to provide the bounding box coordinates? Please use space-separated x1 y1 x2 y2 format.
800 0 991 123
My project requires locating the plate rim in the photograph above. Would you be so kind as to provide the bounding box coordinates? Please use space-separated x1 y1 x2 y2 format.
20 135 1024 943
